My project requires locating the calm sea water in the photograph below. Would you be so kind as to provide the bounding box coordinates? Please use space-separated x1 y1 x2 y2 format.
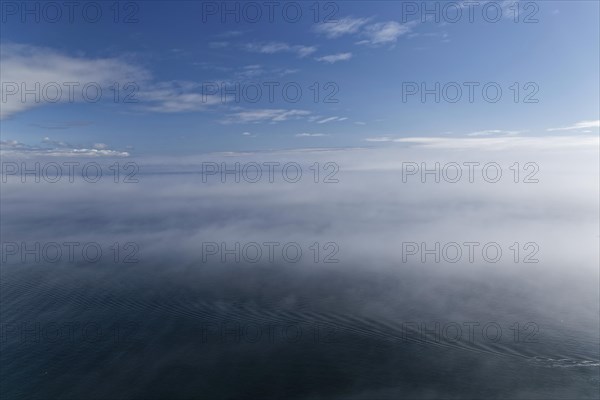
1 262 598 399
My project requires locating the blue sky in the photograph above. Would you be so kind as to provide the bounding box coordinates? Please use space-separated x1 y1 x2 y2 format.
1 0 599 155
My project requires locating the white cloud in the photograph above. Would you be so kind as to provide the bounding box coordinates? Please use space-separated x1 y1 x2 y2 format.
236 64 264 78
246 42 290 53
137 80 224 113
365 137 394 142
41 136 73 148
31 121 92 130
0 43 226 117
296 133 328 137
0 138 129 157
315 52 353 63
364 135 600 150
466 130 524 137
296 46 318 58
359 21 412 45
244 42 317 57
313 17 370 38
224 109 311 124
229 65 300 80
314 17 412 47
214 30 246 38
316 116 347 124
0 43 148 119
547 120 600 132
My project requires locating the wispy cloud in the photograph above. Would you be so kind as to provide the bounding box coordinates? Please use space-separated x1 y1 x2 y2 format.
244 42 317 57
357 21 413 46
214 30 246 38
0 43 228 117
547 120 600 132
224 109 311 124
364 136 599 150
314 17 412 46
0 138 130 157
295 46 318 57
313 17 370 38
139 81 222 113
365 137 395 142
315 116 348 124
295 133 328 137
30 121 92 130
315 52 353 63
0 43 147 119
466 129 524 137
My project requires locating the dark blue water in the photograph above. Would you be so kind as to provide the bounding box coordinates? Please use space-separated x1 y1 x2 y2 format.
2 263 598 399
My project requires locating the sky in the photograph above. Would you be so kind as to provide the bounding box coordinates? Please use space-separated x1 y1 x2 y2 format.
0 0 599 156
